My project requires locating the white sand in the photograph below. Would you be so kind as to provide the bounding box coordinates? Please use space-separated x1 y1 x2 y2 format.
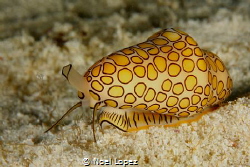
0 1 249 166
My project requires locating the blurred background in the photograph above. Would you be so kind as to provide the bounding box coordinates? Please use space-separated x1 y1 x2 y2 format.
1 0 249 39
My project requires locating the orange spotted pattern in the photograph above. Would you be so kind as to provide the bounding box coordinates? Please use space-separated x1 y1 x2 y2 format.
81 28 232 131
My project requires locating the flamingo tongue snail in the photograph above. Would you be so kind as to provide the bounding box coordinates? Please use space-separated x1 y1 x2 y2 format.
45 28 233 142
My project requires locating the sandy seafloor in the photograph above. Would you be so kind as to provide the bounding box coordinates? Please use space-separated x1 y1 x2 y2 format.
0 0 250 166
